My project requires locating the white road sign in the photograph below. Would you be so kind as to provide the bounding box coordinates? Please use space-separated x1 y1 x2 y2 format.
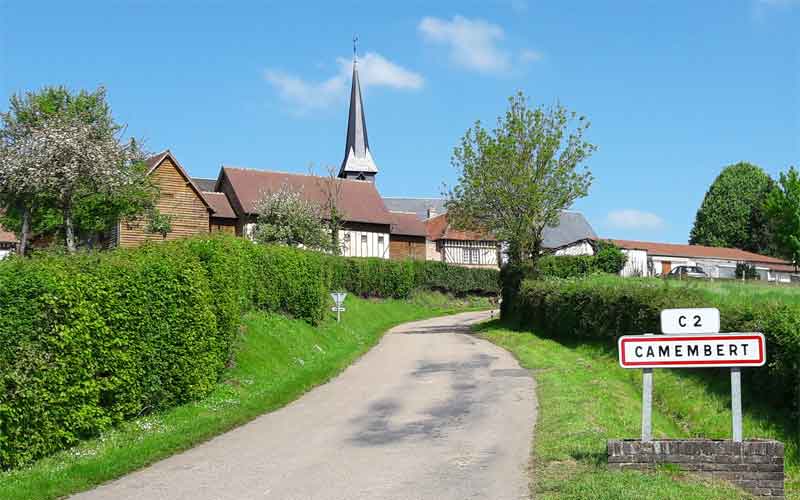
660 308 720 334
331 307 345 312
330 292 347 306
618 333 766 369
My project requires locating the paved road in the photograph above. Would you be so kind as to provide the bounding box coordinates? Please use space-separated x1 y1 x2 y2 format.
74 311 537 500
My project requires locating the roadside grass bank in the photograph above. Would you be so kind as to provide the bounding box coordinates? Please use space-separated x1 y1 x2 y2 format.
479 322 792 499
0 291 491 500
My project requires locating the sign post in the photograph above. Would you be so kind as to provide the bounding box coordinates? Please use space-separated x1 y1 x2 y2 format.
619 308 765 443
330 292 347 323
731 367 743 442
641 368 653 442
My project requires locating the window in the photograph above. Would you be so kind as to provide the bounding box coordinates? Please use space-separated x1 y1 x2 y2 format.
378 236 385 257
361 234 368 255
464 247 480 264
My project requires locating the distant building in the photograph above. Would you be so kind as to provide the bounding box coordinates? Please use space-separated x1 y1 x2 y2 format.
0 222 18 259
112 51 598 268
556 238 799 282
112 151 214 247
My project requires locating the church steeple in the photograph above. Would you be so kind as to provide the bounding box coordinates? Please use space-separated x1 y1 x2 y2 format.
339 37 378 182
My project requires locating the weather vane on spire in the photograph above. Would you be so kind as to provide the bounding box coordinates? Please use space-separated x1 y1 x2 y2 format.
353 34 359 64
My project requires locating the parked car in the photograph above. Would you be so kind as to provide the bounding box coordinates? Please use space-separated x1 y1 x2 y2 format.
668 265 708 279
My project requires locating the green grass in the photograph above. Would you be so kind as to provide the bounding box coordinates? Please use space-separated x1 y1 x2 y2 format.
480 322 789 499
0 291 491 500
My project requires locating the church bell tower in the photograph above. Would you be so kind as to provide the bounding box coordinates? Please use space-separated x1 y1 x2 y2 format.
338 37 378 182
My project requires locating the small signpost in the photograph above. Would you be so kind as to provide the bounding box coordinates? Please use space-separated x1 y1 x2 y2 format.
330 292 347 323
618 308 766 443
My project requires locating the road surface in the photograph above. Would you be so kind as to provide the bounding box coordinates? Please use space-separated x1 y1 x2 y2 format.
74 310 537 500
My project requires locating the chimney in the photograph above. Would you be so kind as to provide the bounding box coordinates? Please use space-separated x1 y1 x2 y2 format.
427 206 437 219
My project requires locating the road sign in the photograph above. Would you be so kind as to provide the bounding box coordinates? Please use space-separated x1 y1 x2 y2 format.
330 292 347 306
330 292 347 322
618 332 766 369
660 308 720 334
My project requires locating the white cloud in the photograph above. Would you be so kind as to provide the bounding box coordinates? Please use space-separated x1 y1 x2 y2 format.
265 52 423 113
606 209 665 231
519 48 543 64
336 53 424 90
419 15 512 74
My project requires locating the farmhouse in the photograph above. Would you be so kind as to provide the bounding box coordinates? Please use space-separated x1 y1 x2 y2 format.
0 223 18 259
109 55 597 267
557 238 799 282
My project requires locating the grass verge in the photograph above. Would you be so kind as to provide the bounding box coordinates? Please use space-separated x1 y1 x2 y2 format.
0 291 491 500
479 321 788 499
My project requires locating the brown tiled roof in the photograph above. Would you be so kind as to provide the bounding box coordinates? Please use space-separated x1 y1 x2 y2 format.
426 213 495 241
221 167 393 226
203 192 236 219
609 239 790 265
144 151 169 171
389 211 426 237
0 225 17 244
144 150 213 211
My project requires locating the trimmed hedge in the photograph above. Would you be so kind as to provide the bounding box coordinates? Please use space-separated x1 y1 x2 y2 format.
536 241 627 279
0 234 497 469
0 236 329 469
504 276 800 414
329 257 500 298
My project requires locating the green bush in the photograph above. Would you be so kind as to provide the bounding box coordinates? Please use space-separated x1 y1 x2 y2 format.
329 257 499 298
0 235 331 469
504 276 800 414
535 241 627 279
412 260 500 296
329 257 415 298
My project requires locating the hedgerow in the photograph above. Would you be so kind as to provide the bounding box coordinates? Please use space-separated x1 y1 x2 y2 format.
329 257 499 298
535 241 627 278
0 234 498 469
504 275 800 414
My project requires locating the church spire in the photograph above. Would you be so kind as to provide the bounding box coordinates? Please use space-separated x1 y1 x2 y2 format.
339 36 378 182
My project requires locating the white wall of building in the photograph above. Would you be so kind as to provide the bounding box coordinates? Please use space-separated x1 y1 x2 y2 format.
440 240 498 267
554 240 595 256
339 229 390 259
620 249 648 277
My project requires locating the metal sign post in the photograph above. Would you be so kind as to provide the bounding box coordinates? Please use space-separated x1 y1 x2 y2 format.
642 368 653 442
731 367 743 442
619 308 766 443
330 292 347 323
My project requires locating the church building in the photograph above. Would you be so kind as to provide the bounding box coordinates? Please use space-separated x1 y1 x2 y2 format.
117 48 597 268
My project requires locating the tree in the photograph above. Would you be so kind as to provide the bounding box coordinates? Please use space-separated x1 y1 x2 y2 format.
0 115 144 252
765 166 800 268
312 165 345 256
445 92 595 264
0 86 154 253
145 208 174 240
251 184 335 252
689 162 776 254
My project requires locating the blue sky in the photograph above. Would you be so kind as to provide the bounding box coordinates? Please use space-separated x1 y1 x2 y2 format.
1 1 798 243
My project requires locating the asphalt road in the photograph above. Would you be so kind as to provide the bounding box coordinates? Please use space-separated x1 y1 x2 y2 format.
74 311 537 500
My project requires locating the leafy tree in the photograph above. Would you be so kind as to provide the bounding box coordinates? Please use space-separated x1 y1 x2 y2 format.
594 240 627 274
0 115 145 252
0 86 154 253
445 92 595 264
689 162 776 254
145 208 174 239
251 184 335 252
765 166 800 268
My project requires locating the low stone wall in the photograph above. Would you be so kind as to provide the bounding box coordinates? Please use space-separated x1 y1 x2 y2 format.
607 439 784 498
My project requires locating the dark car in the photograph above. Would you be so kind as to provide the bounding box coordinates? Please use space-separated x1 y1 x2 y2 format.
668 265 708 279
